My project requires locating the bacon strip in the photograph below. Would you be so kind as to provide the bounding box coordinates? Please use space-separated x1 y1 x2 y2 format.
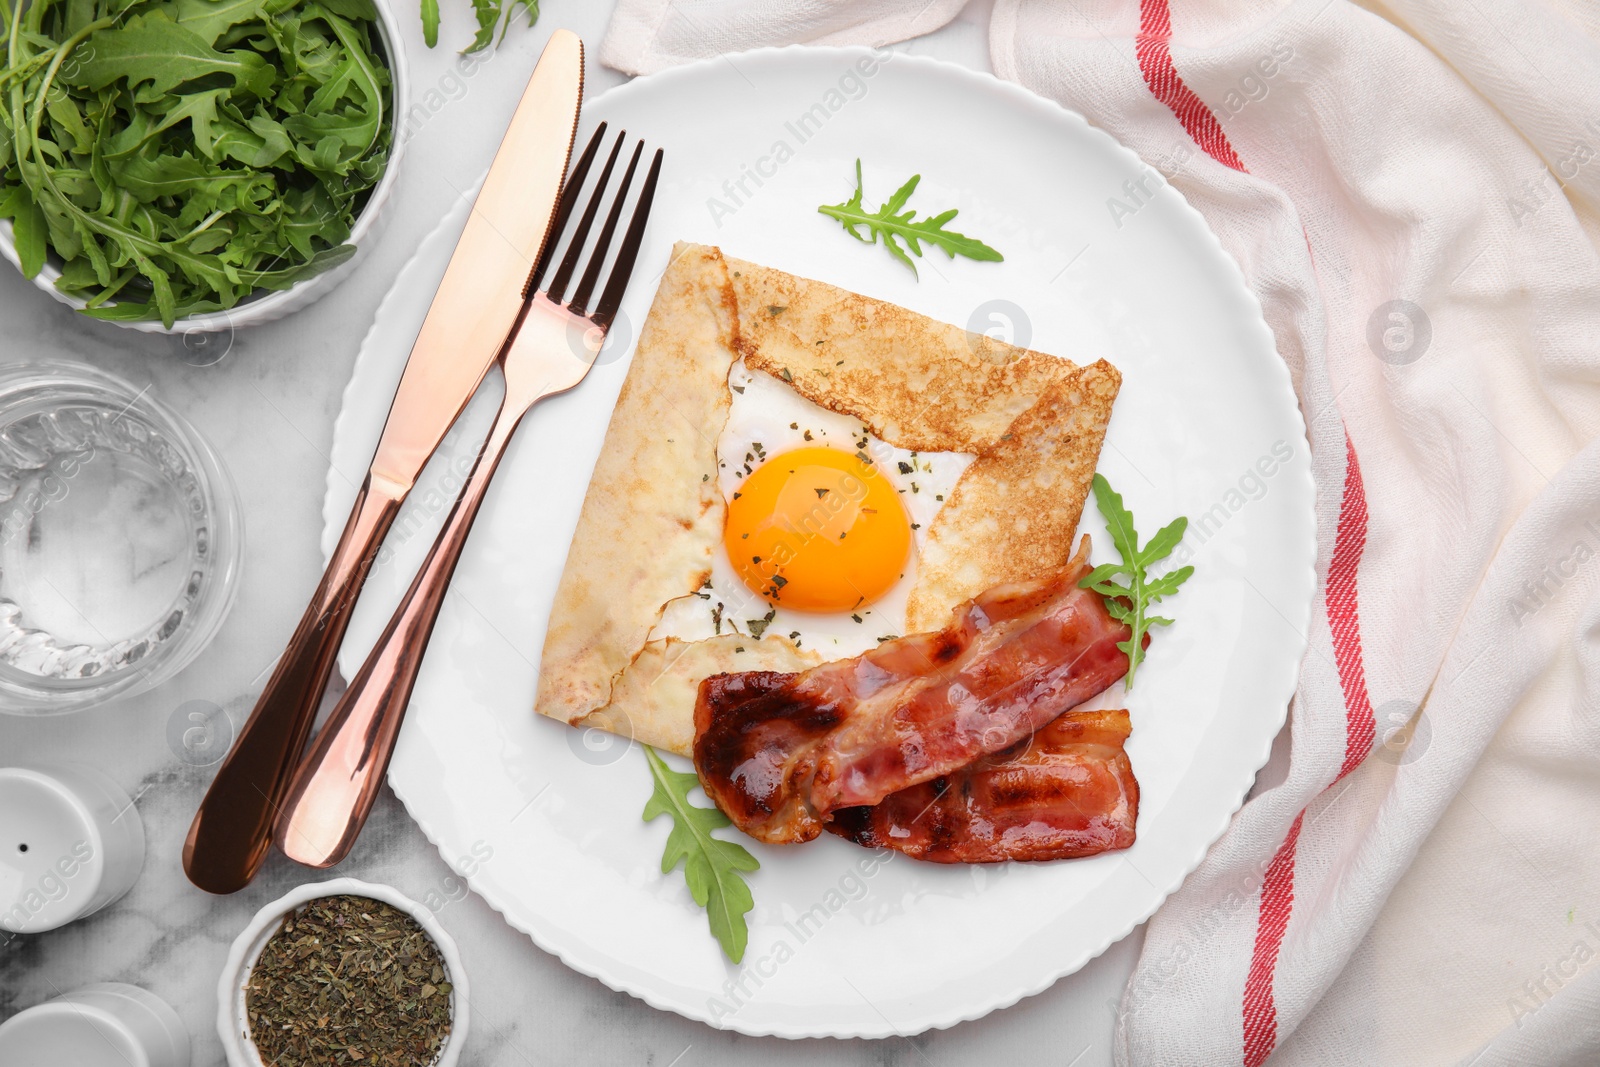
827 709 1138 862
693 538 1133 845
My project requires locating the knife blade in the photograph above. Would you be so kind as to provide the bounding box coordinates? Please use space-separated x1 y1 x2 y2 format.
182 30 585 894
369 33 585 488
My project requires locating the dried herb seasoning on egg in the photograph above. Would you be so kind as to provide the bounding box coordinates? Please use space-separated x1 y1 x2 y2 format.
245 894 452 1067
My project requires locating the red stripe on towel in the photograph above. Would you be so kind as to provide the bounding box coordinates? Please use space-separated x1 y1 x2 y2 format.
1330 433 1376 778
1242 811 1304 1067
1136 0 1246 172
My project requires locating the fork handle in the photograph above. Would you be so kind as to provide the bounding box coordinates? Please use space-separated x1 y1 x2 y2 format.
183 475 401 894
273 394 525 868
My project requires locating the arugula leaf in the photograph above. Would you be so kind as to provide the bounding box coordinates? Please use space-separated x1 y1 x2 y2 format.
467 0 500 54
1077 473 1194 689
172 0 267 47
642 745 759 963
212 113 294 168
102 88 225 159
317 0 379 20
0 184 48 277
817 159 1002 277
420 0 440 46
456 0 535 53
408 0 534 52
498 0 536 47
66 12 277 97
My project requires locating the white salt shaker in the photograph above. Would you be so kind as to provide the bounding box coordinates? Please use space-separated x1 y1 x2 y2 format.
0 764 145 933
0 983 189 1066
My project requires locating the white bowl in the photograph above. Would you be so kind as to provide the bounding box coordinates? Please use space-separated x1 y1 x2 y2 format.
0 0 409 334
217 878 468 1067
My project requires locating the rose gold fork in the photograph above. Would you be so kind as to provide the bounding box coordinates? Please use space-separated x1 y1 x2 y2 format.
272 125 662 868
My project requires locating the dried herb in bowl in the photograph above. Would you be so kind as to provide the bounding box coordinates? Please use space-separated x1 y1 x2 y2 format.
0 0 393 327
246 894 452 1067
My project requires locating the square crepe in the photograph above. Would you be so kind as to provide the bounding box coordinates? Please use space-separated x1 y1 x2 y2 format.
536 242 1120 756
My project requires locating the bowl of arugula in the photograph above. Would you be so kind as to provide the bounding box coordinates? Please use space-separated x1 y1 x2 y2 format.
0 0 408 331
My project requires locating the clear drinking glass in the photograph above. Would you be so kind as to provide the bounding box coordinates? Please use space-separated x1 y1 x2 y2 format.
0 362 242 713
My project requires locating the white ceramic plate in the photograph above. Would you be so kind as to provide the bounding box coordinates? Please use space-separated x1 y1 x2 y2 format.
325 47 1315 1039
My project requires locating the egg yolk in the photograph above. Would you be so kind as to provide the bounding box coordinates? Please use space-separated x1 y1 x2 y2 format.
723 447 912 613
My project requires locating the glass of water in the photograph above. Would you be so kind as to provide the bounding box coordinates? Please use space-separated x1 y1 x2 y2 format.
0 362 242 713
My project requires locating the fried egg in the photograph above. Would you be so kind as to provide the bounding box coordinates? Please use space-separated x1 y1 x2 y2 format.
652 361 973 657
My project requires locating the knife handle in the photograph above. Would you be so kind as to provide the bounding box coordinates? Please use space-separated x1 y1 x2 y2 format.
274 399 522 869
182 475 402 894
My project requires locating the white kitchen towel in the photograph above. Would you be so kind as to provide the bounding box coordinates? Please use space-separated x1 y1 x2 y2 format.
598 0 968 74
602 2 1600 1064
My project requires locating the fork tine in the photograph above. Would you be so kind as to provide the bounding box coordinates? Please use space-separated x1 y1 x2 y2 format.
546 129 627 306
525 122 606 299
591 148 662 331
569 140 643 318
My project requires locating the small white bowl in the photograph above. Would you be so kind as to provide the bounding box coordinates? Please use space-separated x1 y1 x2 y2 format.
0 0 409 334
217 878 468 1067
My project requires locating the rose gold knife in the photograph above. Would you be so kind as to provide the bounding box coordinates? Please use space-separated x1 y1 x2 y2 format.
182 30 585 895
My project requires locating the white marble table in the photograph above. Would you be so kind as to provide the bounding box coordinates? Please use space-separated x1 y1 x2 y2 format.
0 2 1145 1062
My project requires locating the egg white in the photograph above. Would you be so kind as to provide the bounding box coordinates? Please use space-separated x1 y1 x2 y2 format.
650 360 973 658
